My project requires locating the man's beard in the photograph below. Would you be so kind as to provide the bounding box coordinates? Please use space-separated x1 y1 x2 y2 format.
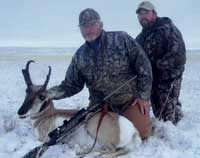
140 19 154 29
84 34 98 42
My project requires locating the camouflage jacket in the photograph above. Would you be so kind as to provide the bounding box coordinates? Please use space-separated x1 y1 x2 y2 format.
52 31 152 106
136 17 186 83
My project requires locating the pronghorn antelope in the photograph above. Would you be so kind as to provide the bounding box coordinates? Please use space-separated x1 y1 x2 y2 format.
18 60 141 157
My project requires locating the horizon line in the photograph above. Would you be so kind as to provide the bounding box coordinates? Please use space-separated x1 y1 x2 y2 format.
0 46 199 51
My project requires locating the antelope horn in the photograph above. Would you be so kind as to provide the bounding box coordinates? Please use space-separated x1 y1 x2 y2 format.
40 66 51 91
22 60 35 87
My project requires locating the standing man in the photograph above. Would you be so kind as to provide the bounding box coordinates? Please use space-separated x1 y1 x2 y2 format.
48 8 153 139
136 1 186 124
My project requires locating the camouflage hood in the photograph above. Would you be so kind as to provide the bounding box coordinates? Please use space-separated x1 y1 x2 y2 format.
142 17 172 32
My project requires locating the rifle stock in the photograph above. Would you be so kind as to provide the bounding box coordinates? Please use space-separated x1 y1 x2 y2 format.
21 143 49 158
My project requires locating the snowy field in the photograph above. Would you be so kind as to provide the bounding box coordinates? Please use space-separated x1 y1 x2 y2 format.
0 48 200 158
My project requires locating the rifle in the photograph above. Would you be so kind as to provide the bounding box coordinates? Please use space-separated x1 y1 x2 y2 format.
21 75 137 158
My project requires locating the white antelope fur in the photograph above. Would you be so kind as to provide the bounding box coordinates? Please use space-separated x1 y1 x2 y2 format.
20 95 141 157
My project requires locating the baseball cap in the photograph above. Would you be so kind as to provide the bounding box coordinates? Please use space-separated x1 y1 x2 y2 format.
136 1 156 14
79 8 101 26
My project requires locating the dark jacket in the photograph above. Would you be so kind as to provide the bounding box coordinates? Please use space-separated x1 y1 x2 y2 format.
136 17 186 83
52 31 152 106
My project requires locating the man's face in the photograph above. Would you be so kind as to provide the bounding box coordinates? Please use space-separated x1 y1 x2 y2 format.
80 22 103 42
137 9 156 28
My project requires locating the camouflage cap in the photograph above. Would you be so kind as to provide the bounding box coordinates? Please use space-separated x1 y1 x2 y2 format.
136 1 156 14
79 8 101 26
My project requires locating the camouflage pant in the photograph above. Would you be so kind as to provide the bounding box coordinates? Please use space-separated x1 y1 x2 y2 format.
151 77 183 124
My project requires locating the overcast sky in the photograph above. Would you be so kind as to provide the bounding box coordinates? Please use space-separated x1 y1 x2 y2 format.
0 0 199 49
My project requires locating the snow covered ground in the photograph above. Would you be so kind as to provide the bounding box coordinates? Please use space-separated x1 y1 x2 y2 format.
0 48 200 158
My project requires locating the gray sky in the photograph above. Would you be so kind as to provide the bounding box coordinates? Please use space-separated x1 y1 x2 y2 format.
0 0 199 49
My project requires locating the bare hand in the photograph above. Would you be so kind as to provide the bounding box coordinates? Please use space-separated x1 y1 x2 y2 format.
131 98 151 115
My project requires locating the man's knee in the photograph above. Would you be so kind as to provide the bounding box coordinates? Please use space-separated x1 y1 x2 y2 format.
139 122 152 139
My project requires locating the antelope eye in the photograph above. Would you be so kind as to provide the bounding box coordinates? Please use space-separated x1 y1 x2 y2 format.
39 95 46 101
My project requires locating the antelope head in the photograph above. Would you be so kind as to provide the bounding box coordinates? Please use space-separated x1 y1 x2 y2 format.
18 60 52 119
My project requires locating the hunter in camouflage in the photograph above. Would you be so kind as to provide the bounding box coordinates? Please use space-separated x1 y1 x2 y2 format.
136 1 186 124
48 8 153 139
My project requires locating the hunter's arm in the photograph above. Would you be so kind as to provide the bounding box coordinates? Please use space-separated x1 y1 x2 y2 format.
48 55 85 100
124 33 152 100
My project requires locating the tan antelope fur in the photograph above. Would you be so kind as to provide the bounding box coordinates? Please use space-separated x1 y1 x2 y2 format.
18 60 142 157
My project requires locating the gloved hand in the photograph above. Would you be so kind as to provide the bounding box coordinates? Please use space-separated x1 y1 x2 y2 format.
46 87 58 100
131 98 151 115
46 86 65 100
